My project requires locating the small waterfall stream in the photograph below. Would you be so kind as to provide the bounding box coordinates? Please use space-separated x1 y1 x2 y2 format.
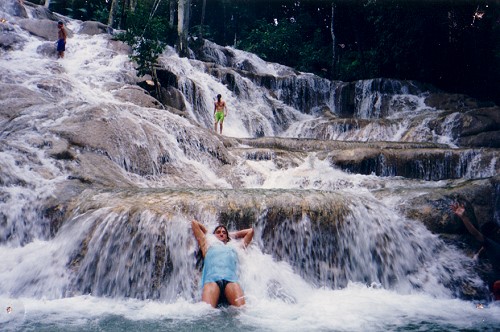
1 2 499 331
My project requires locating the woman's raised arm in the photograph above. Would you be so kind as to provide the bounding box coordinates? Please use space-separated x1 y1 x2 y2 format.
191 219 208 257
230 228 254 248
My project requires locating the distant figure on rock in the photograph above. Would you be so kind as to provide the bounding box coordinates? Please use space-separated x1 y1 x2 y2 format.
57 21 67 59
214 94 227 134
451 201 500 301
191 219 254 308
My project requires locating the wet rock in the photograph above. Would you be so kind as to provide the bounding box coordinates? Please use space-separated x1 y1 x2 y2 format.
159 86 187 112
401 176 498 234
107 39 131 54
0 21 27 50
48 104 232 178
155 68 178 88
236 136 446 153
456 107 500 148
35 77 73 98
459 131 500 148
112 85 164 109
0 83 49 119
17 18 73 41
425 93 495 111
190 38 236 67
0 32 24 50
429 99 500 148
334 79 435 118
78 21 110 35
68 152 137 187
28 3 59 20
328 148 499 180
0 0 27 18
461 107 500 135
36 41 58 57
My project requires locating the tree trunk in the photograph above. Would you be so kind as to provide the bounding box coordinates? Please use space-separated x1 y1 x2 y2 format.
107 0 119 28
199 0 206 38
330 3 336 79
350 7 367 77
151 64 161 102
129 0 137 12
119 0 128 29
177 0 190 57
169 0 177 29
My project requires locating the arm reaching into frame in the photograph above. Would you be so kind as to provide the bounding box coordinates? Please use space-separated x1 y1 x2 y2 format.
450 202 484 243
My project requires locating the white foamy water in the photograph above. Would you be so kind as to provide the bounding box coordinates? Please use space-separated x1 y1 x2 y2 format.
159 47 311 139
1 3 499 331
1 258 499 331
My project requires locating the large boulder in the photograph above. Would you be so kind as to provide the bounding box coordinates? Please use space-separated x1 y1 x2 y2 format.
36 40 58 57
401 176 499 236
327 147 500 180
159 86 187 113
112 85 164 109
457 107 500 148
28 3 59 20
425 93 494 111
0 21 27 50
17 18 73 41
78 21 110 36
0 0 28 18
333 79 436 118
427 94 500 148
106 39 132 54
0 83 50 120
459 131 500 148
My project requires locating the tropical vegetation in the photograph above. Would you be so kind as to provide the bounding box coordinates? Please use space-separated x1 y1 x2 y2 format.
37 0 499 104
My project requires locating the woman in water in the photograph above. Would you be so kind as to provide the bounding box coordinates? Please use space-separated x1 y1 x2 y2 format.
191 219 254 307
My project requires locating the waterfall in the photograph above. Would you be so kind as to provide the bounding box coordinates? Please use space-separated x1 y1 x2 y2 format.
1 2 499 330
0 188 483 302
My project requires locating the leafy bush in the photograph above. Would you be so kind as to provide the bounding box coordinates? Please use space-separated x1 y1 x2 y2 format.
115 2 169 77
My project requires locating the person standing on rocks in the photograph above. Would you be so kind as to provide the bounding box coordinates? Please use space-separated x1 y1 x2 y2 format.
451 201 500 301
57 21 67 59
214 94 227 134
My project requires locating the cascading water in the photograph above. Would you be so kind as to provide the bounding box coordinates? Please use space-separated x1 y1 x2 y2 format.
1 2 499 331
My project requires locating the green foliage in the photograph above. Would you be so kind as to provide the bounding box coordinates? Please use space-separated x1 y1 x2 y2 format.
239 17 327 77
130 37 165 77
48 0 499 103
115 2 170 77
240 19 300 66
91 5 110 25
51 0 109 22
191 24 216 41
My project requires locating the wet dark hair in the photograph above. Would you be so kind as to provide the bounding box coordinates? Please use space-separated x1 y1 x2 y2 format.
58 21 63 26
217 94 222 101
213 225 230 242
